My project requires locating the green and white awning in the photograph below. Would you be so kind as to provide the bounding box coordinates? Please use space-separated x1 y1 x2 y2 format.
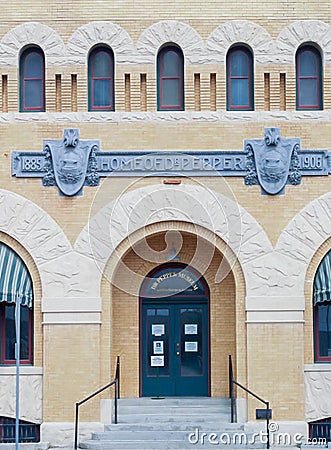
314 251 331 305
0 243 32 308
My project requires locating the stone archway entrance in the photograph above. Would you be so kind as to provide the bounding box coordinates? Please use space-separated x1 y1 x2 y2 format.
140 263 210 397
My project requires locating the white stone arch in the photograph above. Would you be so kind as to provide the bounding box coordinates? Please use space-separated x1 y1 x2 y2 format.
0 189 76 298
206 20 274 64
275 191 331 297
276 20 331 64
74 183 272 295
0 22 65 67
136 20 205 64
66 21 135 65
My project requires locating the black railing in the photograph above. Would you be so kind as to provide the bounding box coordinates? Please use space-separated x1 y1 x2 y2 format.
229 355 270 449
74 355 120 450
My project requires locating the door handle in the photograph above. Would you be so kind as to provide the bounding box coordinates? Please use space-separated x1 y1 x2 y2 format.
176 351 180 355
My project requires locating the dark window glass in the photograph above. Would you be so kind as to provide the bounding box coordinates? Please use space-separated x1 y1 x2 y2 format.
20 47 45 112
1 303 32 364
88 47 114 111
296 46 322 110
227 46 254 111
157 46 184 111
315 302 331 360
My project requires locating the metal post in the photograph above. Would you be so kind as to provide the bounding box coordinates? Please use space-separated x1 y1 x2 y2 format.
74 403 79 450
117 356 120 399
266 402 270 449
15 298 21 450
114 382 118 424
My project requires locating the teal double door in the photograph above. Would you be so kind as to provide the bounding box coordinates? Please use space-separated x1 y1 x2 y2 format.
141 299 209 397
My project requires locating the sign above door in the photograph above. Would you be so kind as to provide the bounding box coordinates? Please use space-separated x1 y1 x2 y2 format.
11 127 331 196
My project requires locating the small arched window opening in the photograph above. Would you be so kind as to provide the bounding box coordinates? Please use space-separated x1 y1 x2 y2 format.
296 45 323 110
20 46 45 112
157 45 184 111
88 46 114 111
227 45 254 111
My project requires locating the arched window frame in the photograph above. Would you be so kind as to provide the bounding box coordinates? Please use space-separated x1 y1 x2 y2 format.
88 45 114 111
296 44 323 110
157 45 184 111
226 45 254 111
0 244 33 365
19 46 45 112
314 250 331 362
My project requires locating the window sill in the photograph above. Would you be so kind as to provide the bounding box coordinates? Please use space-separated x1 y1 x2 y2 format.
0 366 42 375
305 363 331 371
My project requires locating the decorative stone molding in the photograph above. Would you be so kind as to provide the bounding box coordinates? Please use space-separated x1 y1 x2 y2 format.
66 21 135 65
305 365 331 421
206 20 274 64
136 20 204 64
0 22 65 66
2 110 331 124
0 370 42 422
1 20 331 68
276 191 331 296
74 184 272 292
276 20 331 64
0 189 77 299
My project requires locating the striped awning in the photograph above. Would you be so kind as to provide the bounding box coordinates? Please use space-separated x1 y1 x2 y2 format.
0 243 32 308
314 251 331 305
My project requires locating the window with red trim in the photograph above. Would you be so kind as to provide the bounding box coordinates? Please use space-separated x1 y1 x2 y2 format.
296 45 322 110
157 46 184 111
227 46 254 111
88 46 114 111
0 303 33 365
20 47 45 112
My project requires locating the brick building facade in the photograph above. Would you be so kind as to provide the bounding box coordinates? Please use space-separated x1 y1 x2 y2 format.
0 0 330 446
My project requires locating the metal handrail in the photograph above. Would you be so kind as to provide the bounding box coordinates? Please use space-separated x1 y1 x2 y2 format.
229 355 270 449
74 356 120 449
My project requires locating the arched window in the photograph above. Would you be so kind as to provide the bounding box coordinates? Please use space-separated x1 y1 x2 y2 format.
157 45 184 111
296 45 322 110
20 47 45 112
0 244 33 364
227 46 254 111
314 250 331 362
88 46 114 111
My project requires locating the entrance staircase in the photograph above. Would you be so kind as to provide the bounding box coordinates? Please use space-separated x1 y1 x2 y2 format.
79 397 265 449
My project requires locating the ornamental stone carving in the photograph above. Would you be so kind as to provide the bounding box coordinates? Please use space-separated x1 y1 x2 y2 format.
0 22 65 66
276 20 331 64
206 20 274 64
1 19 331 68
66 21 135 65
136 20 204 64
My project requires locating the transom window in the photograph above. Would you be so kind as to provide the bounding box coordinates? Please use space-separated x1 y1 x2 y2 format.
88 46 114 111
296 45 322 110
20 47 45 112
227 46 254 111
157 45 184 111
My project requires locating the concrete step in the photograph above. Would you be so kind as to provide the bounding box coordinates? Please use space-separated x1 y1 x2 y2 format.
118 397 231 406
117 413 231 423
105 422 245 431
78 397 253 450
91 430 258 441
79 439 266 449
